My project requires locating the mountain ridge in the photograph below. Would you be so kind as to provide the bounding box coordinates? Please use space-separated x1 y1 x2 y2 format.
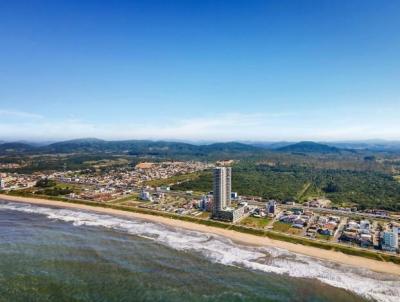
0 139 264 157
276 141 342 153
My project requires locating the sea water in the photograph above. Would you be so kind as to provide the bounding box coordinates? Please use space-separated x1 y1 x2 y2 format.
0 200 399 302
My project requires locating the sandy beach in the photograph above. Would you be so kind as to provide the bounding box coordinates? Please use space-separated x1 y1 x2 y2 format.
1 193 400 276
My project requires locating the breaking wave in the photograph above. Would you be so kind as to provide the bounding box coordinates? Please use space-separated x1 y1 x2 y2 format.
1 201 400 302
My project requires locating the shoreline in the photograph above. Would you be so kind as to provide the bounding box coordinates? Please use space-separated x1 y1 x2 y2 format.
1 193 400 276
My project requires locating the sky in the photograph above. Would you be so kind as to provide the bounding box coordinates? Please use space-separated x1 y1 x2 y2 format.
0 0 400 142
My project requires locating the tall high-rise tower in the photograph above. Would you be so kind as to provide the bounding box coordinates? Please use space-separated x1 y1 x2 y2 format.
213 167 231 213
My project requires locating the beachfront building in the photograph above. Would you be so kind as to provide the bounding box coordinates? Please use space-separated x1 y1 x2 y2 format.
382 227 399 252
199 195 212 211
0 177 5 189
212 167 245 222
140 189 152 202
213 167 231 211
267 200 276 215
214 206 245 222
382 227 399 251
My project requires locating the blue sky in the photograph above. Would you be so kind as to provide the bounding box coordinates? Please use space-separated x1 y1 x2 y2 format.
1 0 399 141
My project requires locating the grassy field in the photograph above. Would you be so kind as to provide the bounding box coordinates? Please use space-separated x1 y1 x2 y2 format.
54 181 85 193
239 216 270 229
272 221 292 232
272 221 303 235
286 228 303 235
316 233 332 241
83 158 130 168
197 211 211 219
19 180 85 197
110 193 140 204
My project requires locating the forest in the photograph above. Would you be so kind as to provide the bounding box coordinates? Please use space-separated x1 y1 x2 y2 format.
173 159 400 211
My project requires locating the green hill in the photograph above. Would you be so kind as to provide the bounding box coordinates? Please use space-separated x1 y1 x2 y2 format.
277 141 341 153
0 142 36 153
0 139 264 158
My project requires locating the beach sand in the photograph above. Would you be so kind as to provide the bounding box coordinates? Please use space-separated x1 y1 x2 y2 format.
1 194 399 276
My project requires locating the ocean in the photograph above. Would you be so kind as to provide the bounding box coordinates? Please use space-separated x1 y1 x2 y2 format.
0 200 399 302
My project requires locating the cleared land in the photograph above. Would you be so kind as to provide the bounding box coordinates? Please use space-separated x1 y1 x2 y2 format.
239 216 270 229
272 221 303 235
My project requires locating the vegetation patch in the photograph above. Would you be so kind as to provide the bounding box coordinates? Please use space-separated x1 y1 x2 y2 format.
29 179 81 197
110 193 140 204
272 221 292 232
239 216 270 229
316 233 332 241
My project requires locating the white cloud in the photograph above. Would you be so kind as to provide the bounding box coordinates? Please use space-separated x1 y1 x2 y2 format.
0 111 399 141
0 109 43 119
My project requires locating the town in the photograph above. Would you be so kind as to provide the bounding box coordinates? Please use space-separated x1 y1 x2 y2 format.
0 160 399 255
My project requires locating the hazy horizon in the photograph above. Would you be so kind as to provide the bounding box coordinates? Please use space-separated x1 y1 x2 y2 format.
1 1 399 141
1 137 400 145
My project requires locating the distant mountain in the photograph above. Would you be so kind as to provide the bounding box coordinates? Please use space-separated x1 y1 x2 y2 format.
128 141 263 157
127 141 201 156
200 142 261 153
11 138 395 157
0 142 36 153
251 141 294 149
249 140 400 152
326 140 400 152
0 138 265 158
44 138 109 153
277 141 341 153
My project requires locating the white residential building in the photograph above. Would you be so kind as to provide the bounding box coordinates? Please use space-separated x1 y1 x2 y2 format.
382 227 399 252
140 189 152 201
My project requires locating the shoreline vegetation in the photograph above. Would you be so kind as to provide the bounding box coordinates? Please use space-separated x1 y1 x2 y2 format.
1 193 400 276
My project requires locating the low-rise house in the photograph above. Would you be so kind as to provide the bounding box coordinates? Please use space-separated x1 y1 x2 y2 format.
318 228 333 236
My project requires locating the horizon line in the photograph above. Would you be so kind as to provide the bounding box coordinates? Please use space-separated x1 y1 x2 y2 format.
1 137 400 144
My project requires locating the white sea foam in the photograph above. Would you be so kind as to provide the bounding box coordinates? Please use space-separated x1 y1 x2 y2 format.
1 201 400 302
